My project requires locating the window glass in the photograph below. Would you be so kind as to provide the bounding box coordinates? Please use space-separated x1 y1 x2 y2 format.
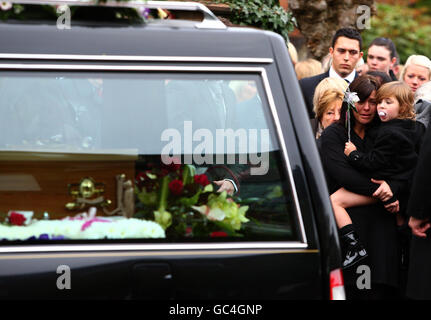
0 71 300 243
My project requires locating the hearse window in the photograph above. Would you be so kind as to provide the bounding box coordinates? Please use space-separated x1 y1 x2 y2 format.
0 71 301 243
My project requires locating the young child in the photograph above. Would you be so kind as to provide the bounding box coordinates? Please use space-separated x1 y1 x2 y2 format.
332 81 425 268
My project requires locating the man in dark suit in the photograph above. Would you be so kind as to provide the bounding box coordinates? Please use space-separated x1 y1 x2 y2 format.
165 79 248 195
299 28 363 118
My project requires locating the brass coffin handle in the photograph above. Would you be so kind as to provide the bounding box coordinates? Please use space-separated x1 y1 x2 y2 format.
66 177 111 211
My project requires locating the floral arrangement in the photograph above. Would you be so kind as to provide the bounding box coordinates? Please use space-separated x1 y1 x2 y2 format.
134 160 249 238
0 1 147 22
0 160 250 240
0 1 173 23
0 208 165 241
343 89 360 141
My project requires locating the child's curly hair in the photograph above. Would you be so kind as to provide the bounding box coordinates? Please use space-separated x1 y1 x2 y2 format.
375 81 416 120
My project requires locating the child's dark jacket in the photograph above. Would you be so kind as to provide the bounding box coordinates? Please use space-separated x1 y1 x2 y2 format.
348 119 425 182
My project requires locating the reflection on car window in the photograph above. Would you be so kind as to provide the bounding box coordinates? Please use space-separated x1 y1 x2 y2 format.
0 71 300 243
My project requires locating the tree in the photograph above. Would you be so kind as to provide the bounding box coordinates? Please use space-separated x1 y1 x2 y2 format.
288 0 376 60
362 3 431 64
213 0 297 42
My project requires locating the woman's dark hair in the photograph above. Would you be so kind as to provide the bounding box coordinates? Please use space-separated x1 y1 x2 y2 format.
331 28 363 51
366 70 392 84
338 74 382 128
369 37 398 59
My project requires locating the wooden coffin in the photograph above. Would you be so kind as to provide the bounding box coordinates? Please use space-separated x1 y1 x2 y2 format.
0 151 136 220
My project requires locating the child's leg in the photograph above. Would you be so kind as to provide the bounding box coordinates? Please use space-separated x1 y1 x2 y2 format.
330 188 377 228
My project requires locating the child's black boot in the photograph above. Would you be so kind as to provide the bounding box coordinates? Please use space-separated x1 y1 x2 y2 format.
339 224 368 269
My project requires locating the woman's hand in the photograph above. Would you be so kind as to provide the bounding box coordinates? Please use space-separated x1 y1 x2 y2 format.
384 200 399 213
371 178 394 202
409 216 431 238
344 141 357 156
213 180 235 195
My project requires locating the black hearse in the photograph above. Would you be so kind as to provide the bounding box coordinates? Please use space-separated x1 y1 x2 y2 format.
0 0 343 300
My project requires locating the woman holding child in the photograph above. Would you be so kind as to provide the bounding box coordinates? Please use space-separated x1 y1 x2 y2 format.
319 75 424 299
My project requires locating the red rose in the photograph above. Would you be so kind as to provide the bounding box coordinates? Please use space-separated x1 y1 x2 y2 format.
194 174 210 187
185 227 193 236
169 162 181 172
135 171 148 186
9 212 26 226
160 168 169 177
135 171 157 190
210 231 228 238
169 179 183 195
162 158 181 172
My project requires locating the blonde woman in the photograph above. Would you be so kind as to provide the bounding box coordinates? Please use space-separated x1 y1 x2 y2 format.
295 58 323 80
311 77 349 139
287 42 298 66
400 55 431 93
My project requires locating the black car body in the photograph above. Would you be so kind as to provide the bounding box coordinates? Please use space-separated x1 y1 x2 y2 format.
0 0 343 300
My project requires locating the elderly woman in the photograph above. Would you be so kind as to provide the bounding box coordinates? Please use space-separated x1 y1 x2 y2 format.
319 74 407 299
311 77 348 139
401 55 431 93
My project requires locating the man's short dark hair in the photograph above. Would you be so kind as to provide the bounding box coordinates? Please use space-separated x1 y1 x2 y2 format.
331 28 363 51
369 37 398 60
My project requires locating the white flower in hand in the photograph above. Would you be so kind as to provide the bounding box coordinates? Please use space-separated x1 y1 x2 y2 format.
344 91 360 104
0 2 12 11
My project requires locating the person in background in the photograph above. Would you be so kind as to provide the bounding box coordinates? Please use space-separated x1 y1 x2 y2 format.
165 79 245 195
393 52 403 80
299 28 363 118
366 70 392 85
405 121 431 300
356 57 368 76
230 80 266 131
400 55 431 93
287 42 298 66
414 81 431 128
295 58 323 80
311 77 348 139
321 53 332 73
366 37 398 81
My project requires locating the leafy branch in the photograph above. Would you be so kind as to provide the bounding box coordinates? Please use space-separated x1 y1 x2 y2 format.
215 0 296 42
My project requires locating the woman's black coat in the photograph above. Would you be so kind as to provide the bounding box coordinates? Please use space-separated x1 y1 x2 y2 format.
319 122 402 291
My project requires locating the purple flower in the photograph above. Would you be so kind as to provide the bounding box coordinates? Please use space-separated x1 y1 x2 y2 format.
26 234 66 240
138 7 150 20
51 235 66 240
